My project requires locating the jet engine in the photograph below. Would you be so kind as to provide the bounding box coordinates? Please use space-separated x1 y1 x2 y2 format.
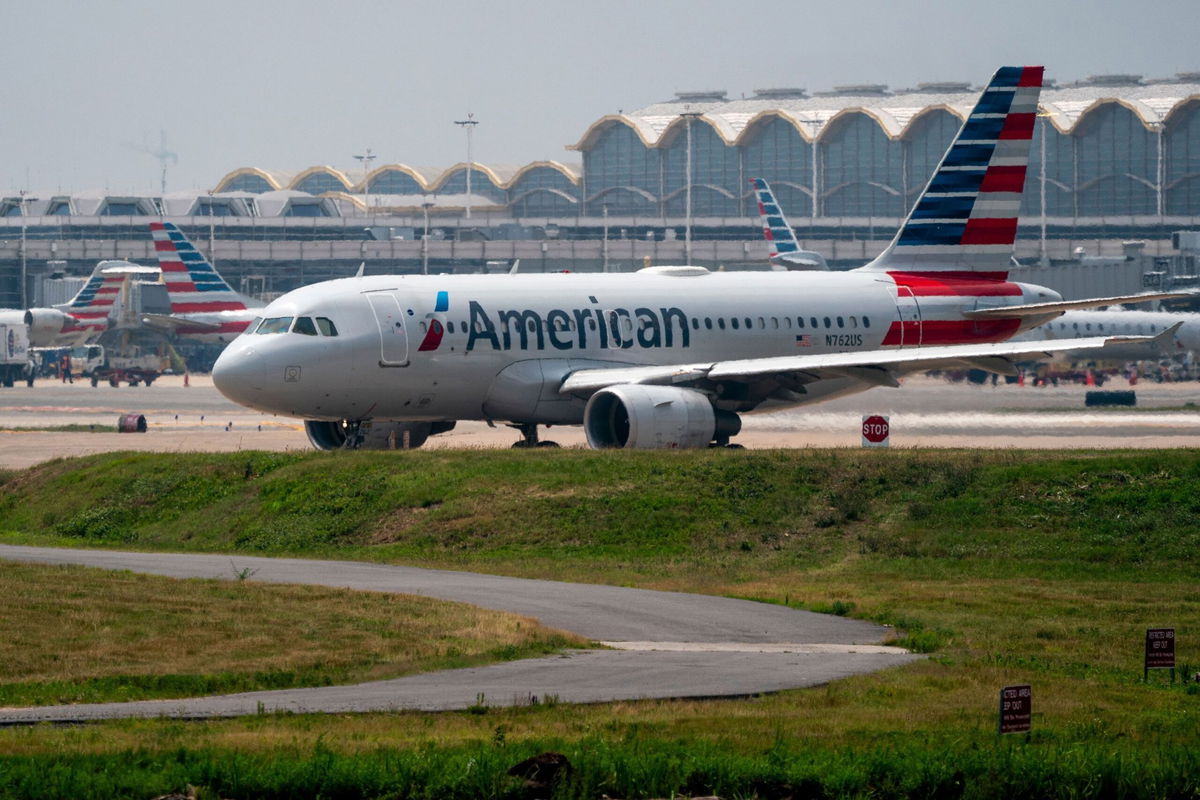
583 385 741 449
23 308 71 347
304 420 455 450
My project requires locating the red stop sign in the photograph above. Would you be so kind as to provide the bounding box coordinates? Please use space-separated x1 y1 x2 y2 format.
862 415 890 444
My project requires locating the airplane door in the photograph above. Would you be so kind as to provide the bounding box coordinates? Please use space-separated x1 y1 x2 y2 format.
896 285 922 348
365 291 410 367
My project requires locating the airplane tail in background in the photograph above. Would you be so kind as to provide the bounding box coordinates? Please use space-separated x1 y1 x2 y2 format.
59 264 129 330
861 65 1044 277
750 177 828 270
149 222 248 313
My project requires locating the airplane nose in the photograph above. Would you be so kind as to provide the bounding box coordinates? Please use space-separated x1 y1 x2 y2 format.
212 343 265 407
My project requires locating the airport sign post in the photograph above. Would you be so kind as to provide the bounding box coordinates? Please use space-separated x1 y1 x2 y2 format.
998 684 1032 735
1145 628 1175 682
862 415 890 448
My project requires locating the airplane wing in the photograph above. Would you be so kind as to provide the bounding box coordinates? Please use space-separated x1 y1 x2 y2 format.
965 291 1197 318
141 313 224 333
559 325 1180 397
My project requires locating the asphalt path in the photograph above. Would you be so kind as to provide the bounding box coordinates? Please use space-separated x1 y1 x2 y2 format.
0 546 918 723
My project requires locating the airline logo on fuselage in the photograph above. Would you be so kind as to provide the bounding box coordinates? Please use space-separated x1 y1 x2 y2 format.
463 299 691 353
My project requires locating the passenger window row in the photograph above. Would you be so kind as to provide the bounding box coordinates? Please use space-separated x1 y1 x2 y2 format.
417 315 873 336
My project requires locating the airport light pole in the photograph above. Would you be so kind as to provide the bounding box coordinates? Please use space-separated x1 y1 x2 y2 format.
680 111 702 264
421 200 434 275
454 114 478 220
207 189 217 269
1038 114 1049 266
1152 121 1165 219
602 204 610 272
18 190 28 308
353 149 376 221
798 118 822 219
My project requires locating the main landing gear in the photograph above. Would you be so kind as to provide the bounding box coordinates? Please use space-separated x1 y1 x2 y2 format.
510 422 560 449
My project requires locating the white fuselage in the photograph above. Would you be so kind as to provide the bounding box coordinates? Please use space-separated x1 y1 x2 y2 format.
213 269 1056 424
1023 309 1200 361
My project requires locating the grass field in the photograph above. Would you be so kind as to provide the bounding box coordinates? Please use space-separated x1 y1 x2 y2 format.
0 561 582 707
1 449 1198 798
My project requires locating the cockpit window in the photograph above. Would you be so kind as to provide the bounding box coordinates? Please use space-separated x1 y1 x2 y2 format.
316 317 339 336
248 316 262 333
257 316 294 334
293 316 318 336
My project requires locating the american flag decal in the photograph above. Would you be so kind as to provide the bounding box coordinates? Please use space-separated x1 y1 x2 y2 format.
796 334 812 347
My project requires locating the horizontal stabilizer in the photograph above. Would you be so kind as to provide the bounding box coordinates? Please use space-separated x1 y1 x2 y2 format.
141 313 224 333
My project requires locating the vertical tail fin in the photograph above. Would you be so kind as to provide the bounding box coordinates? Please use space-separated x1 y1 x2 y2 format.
149 222 247 313
61 265 127 321
751 177 802 262
861 65 1044 276
750 177 828 270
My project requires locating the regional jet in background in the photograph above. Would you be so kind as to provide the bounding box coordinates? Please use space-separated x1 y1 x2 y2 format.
211 66 1185 450
1016 308 1200 362
142 222 262 343
20 263 141 347
750 177 828 270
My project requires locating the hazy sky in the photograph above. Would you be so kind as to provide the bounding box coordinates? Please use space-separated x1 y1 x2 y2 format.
2 0 1197 194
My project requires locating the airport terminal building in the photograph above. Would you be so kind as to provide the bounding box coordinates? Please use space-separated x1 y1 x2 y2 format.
3 71 1199 307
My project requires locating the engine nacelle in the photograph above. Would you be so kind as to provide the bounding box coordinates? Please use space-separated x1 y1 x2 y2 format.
583 385 741 449
305 420 435 450
24 308 71 347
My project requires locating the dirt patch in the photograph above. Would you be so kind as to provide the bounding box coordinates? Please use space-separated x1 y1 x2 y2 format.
363 503 442 544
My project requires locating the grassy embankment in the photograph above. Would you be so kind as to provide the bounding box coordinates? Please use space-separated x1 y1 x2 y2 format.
1 449 1198 798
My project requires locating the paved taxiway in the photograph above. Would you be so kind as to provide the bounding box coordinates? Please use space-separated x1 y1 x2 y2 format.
0 373 1199 466
0 546 917 723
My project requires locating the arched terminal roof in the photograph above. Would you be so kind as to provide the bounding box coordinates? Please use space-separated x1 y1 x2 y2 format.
213 167 287 193
571 74 1200 148
211 161 580 195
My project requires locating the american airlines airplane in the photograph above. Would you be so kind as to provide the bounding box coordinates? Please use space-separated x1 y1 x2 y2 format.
142 222 262 343
19 263 137 347
211 66 1182 450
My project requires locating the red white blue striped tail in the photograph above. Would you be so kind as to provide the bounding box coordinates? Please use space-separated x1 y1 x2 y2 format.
150 222 248 314
750 177 800 261
62 269 125 320
861 65 1043 277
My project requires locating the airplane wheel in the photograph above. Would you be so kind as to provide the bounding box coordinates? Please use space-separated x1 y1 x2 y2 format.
109 377 119 387
724 443 746 450
537 441 560 448
90 375 99 387
511 441 533 449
